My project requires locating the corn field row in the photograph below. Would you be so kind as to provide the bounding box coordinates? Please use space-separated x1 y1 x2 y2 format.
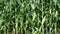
0 0 60 34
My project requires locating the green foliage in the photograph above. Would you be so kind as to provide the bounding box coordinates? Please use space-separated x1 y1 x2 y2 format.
0 0 60 34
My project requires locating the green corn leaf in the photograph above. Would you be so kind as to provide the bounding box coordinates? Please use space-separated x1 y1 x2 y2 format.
0 17 4 26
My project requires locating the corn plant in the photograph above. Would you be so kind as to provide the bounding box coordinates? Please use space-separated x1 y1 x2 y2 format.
0 0 60 34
